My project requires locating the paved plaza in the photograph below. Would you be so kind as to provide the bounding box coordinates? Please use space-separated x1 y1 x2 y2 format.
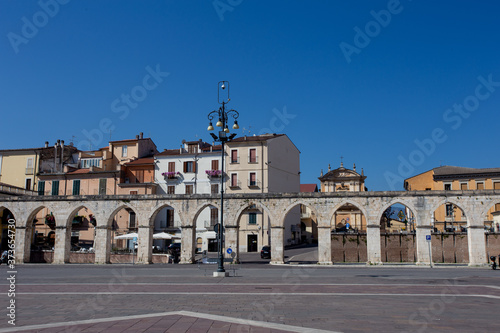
0 260 499 332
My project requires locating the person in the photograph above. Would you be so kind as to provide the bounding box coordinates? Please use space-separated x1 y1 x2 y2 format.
0 250 8 264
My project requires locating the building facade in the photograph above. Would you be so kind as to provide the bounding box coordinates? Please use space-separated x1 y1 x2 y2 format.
405 166 500 232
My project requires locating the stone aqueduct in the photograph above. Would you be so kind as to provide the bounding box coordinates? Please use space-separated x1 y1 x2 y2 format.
2 190 500 266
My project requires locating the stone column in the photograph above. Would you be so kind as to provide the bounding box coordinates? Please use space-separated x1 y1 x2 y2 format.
94 226 111 264
137 225 153 264
468 225 487 266
415 225 432 265
366 224 382 265
53 226 70 264
14 226 32 264
180 225 195 264
225 225 239 263
270 226 284 265
317 226 332 265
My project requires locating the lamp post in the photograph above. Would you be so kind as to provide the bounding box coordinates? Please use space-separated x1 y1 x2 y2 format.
207 81 239 274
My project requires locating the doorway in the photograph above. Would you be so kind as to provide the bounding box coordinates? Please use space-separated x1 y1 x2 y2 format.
247 234 258 252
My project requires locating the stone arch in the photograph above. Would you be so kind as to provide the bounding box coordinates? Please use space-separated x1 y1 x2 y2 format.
281 200 320 224
377 199 418 233
233 201 275 226
148 202 183 227
106 203 140 227
192 201 221 223
26 205 58 263
329 199 369 223
428 198 469 230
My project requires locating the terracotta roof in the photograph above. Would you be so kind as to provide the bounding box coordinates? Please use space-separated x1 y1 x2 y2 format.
433 165 500 175
155 149 182 156
229 134 285 143
300 184 318 192
125 157 155 166
67 169 91 175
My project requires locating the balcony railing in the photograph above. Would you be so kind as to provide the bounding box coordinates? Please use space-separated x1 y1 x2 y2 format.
205 170 222 178
248 156 258 163
248 180 261 188
229 180 241 188
230 156 239 164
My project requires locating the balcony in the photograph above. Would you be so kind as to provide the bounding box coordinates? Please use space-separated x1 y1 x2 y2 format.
248 156 258 164
230 156 239 164
248 180 261 188
229 180 241 189
162 172 180 181
205 170 222 179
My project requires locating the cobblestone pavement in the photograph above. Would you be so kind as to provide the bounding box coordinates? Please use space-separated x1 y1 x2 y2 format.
0 264 499 332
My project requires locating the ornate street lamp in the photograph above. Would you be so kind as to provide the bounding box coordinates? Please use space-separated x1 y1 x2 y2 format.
207 81 239 275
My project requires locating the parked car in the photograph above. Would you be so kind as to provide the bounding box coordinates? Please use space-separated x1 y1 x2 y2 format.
260 245 271 259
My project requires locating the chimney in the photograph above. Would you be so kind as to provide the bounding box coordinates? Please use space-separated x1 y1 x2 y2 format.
60 140 64 172
136 135 139 140
54 142 58 173
45 141 49 148
140 132 143 139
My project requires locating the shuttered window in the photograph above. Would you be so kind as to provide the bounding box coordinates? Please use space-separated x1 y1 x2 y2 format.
72 180 80 195
51 181 59 196
168 162 175 172
460 183 467 190
494 182 500 190
38 181 45 196
249 149 257 163
183 161 196 173
477 182 484 190
99 179 107 195
211 160 219 170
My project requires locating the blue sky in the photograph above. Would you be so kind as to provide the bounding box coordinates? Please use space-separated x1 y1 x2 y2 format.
1 0 499 190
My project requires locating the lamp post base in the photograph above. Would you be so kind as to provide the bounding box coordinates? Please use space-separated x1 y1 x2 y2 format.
213 271 229 278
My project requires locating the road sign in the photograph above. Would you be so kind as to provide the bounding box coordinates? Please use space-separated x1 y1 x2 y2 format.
426 235 431 241
227 248 232 254
133 237 137 243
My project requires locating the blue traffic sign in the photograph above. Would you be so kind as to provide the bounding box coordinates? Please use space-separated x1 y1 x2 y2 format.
426 235 431 241
133 237 138 242
227 248 232 254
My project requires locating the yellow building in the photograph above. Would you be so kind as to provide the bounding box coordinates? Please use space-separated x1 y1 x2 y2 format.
405 166 500 231
0 148 40 191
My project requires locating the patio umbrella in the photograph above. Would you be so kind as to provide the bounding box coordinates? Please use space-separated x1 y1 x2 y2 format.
114 232 138 240
153 232 180 239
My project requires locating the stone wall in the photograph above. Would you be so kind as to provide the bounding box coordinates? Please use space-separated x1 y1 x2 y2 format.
486 233 500 259
381 233 416 263
431 233 469 263
331 233 367 263
30 251 53 263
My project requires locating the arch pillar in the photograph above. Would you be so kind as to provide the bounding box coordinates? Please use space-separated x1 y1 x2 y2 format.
180 225 195 264
317 226 332 265
14 225 32 264
94 226 111 264
468 225 487 266
366 224 382 265
137 225 153 264
270 226 284 265
225 225 239 263
415 225 432 265
53 226 70 264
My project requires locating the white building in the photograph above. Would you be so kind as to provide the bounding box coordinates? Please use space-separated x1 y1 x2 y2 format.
154 140 222 252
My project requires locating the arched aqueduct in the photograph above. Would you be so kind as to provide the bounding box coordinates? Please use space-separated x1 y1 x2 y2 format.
2 189 499 266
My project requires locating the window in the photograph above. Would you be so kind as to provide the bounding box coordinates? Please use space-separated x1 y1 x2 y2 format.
99 179 107 195
130 190 138 195
188 144 197 154
81 158 102 168
167 186 175 194
136 170 144 183
51 180 59 195
444 183 452 191
210 208 218 227
129 211 136 229
477 182 484 190
495 204 500 212
494 182 500 190
460 183 468 190
231 173 238 187
211 184 219 194
122 145 128 157
25 178 32 190
211 160 219 170
249 172 257 187
72 180 80 195
231 149 238 163
166 209 174 227
445 204 454 217
185 184 194 195
249 148 257 163
183 161 196 173
26 157 34 175
38 181 45 196
168 162 175 172
249 213 257 225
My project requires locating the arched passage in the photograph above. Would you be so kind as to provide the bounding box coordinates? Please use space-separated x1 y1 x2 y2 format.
282 201 318 264
28 206 56 263
109 205 139 263
330 201 367 263
66 205 97 264
430 200 469 264
149 203 183 263
0 207 15 253
193 203 220 254
483 201 500 261
378 201 417 263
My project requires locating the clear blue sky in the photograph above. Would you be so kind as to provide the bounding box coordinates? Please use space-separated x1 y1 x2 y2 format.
1 0 499 190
